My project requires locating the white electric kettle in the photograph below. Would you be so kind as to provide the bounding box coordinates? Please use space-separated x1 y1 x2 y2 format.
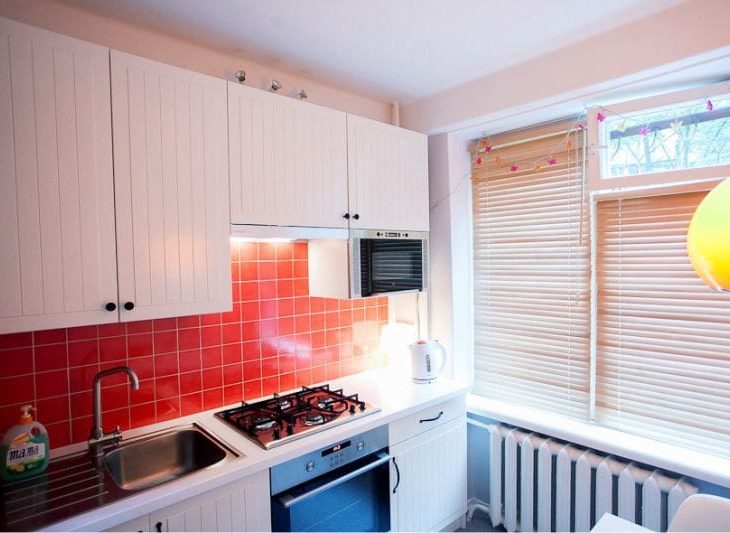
409 340 447 383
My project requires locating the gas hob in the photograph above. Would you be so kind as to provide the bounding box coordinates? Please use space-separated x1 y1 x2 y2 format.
215 384 380 449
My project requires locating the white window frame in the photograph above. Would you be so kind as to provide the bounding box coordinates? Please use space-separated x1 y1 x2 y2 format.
586 80 730 193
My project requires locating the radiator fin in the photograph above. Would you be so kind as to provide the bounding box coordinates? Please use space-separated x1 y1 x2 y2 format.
484 424 697 532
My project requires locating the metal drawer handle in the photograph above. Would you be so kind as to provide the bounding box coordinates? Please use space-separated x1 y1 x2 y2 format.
392 457 401 494
278 451 391 509
419 411 444 424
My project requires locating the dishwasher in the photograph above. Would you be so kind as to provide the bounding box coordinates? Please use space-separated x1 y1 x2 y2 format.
270 425 391 532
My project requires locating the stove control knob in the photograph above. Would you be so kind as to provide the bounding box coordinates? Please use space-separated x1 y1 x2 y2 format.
273 427 281 440
287 423 294 435
359 403 366 411
349 404 356 415
357 441 365 452
305 461 315 472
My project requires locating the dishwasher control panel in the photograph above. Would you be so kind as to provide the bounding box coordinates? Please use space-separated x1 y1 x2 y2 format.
270 425 388 495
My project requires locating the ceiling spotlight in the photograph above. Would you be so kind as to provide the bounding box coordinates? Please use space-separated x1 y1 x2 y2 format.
234 70 246 83
270 80 282 92
297 89 308 100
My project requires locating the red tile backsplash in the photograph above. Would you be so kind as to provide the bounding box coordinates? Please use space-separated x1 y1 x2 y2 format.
0 241 388 449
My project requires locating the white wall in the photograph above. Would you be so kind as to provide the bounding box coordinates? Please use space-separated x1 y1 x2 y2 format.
402 0 730 134
0 0 391 122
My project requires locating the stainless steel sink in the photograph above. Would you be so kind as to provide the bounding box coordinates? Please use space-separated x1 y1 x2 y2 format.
104 424 238 490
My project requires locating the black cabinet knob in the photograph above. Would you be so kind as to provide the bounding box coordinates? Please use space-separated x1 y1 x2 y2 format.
352 213 360 220
123 301 135 311
155 521 163 532
343 213 350 219
105 302 117 312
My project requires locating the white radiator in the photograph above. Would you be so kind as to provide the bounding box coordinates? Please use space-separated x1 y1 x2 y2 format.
485 424 697 532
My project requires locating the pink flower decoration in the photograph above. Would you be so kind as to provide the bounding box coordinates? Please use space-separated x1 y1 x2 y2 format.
639 126 650 136
596 112 606 122
484 145 493 152
577 123 585 130
707 99 714 111
509 164 519 172
547 157 557 166
475 157 483 165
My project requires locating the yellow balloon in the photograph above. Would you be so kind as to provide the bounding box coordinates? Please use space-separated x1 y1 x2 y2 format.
687 177 730 292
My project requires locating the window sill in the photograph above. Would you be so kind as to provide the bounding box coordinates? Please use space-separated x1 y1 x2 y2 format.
467 394 730 489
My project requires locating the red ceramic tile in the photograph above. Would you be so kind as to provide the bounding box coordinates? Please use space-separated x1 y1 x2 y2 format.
222 303 242 324
155 376 179 400
179 349 202 372
223 363 242 386
98 336 126 363
201 313 222 326
258 261 276 280
243 361 261 381
277 280 294 298
310 298 325 313
181 393 203 416
67 325 98 342
98 323 126 337
279 354 296 374
130 379 155 405
154 331 177 354
156 398 180 422
293 279 308 297
202 388 223 410
102 384 130 411
35 370 69 399
71 416 92 443
279 372 296 392
68 365 99 392
242 302 260 322
293 261 308 279
241 380 261 402
325 312 339 329
70 390 93 418
241 281 259 302
34 343 68 372
294 297 310 315
262 357 279 378
104 407 131 431
222 343 242 364
130 356 154 381
202 368 223 389
278 298 294 318
276 261 292 279
0 347 33 378
222 324 241 345
295 369 312 387
224 384 243 405
201 325 222 347
201 346 222 368
127 333 153 358
126 320 153 334
240 261 259 281
242 322 260 342
261 339 278 358
178 328 201 350
293 243 307 260
238 242 256 261
260 300 277 320
0 374 34 406
366 307 378 321
46 421 71 448
0 332 32 349
179 371 202 393
259 281 277 300
295 315 310 334
260 319 277 339
154 353 179 377
68 339 99 367
153 317 177 331
242 341 261 362
258 242 276 261
310 313 325 331
34 328 67 345
325 363 341 380
262 376 279 396
276 243 293 261
278 317 295 336
177 315 200 328
131 402 156 427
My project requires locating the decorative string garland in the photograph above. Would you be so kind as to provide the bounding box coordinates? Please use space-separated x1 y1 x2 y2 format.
471 93 722 171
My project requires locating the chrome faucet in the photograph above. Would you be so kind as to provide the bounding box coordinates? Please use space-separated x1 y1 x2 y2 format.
88 366 139 455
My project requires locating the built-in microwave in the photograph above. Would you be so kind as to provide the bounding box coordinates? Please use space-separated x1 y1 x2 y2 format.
348 229 428 298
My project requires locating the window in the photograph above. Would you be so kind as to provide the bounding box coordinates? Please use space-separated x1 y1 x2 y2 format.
471 121 590 419
472 92 730 459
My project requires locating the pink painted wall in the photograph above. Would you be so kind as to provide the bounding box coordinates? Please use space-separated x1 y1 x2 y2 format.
402 0 730 134
0 0 391 123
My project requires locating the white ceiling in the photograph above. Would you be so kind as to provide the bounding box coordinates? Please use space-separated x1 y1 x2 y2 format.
64 0 684 103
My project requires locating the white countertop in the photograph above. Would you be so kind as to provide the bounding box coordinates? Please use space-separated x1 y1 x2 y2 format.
44 369 470 532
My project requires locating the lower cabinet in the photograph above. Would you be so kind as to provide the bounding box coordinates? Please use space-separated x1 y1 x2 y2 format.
389 413 467 532
107 470 270 532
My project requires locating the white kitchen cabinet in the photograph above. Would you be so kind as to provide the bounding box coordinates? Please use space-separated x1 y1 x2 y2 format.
347 114 429 231
0 17 118 334
111 51 231 321
389 413 467 532
149 470 271 532
228 82 349 228
106 514 151 532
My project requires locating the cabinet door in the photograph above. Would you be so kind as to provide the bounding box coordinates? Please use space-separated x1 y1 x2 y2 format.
228 83 349 228
390 417 467 532
0 17 118 334
111 50 231 321
106 514 151 532
347 115 429 231
149 470 271 532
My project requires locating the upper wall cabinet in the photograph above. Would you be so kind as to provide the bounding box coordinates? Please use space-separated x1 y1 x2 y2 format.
111 51 231 321
228 82 349 228
0 18 118 334
347 115 429 231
